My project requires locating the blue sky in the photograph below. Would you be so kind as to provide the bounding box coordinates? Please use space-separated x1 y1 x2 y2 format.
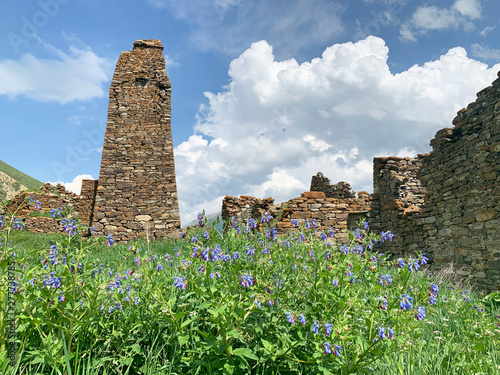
1 0 499 225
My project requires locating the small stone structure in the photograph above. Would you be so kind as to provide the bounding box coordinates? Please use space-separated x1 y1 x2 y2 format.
223 70 500 292
310 172 356 198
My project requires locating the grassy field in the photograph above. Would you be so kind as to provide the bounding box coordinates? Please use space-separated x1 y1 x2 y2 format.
1 206 499 374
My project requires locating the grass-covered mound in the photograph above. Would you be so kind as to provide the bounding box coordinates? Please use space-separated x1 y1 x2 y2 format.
0 200 499 374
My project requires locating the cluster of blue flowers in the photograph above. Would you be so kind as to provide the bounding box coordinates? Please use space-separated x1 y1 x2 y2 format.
173 276 187 290
240 274 254 288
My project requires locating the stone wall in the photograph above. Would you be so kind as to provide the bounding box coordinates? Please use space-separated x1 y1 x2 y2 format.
89 39 181 242
1 183 79 235
78 179 98 230
416 71 500 291
310 172 356 198
222 191 372 243
371 155 428 256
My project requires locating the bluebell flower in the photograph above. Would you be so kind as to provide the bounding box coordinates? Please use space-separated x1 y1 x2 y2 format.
387 327 395 339
324 342 332 355
332 279 339 287
379 274 392 286
325 323 333 336
61 218 76 235
430 297 437 305
416 306 425 321
173 276 187 290
379 297 388 310
248 218 257 229
300 314 306 324
377 326 385 340
261 212 272 223
285 312 294 323
156 264 163 271
240 274 253 288
398 259 405 268
399 294 413 310
291 219 299 227
430 283 439 294
363 221 369 230
313 321 319 334
420 253 429 265
334 345 343 357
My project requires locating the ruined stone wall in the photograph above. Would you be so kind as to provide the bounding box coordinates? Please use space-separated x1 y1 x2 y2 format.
416 72 500 291
77 179 98 230
0 183 80 235
90 39 181 242
310 172 356 198
371 156 428 256
222 191 372 244
222 196 278 225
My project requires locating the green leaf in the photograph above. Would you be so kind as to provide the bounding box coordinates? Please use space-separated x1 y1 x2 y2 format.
233 348 258 361
318 366 333 375
181 319 193 329
261 339 274 353
178 335 189 347
227 329 242 340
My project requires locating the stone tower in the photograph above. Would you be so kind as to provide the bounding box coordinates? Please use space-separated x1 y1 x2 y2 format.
90 39 181 241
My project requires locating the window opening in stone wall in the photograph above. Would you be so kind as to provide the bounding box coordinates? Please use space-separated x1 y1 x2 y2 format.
134 77 148 87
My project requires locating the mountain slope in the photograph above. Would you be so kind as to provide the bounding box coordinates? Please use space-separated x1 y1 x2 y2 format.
183 212 223 233
0 160 43 203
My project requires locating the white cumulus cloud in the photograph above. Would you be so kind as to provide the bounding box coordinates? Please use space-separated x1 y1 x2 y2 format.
400 0 482 42
47 174 94 195
472 44 500 61
174 36 500 224
0 45 112 103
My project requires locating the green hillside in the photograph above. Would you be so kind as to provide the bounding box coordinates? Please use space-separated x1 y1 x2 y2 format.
184 212 223 233
0 160 43 203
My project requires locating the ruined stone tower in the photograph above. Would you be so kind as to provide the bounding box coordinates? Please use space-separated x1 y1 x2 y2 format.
90 39 181 241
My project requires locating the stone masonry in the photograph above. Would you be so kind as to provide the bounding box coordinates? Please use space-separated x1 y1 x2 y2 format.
310 172 356 199
87 39 181 241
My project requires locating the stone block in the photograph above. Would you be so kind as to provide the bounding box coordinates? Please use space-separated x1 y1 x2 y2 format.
301 191 326 199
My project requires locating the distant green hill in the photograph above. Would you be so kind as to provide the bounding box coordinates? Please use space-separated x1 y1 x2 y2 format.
0 160 43 203
184 212 223 233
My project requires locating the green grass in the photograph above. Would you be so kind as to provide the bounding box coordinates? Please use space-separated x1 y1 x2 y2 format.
0 160 43 191
1 216 499 375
